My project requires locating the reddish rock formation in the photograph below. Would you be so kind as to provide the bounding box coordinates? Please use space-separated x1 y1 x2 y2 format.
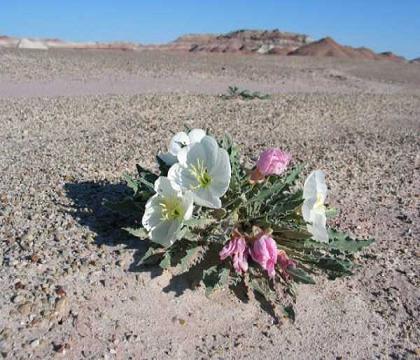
0 31 407 63
289 37 406 62
167 29 312 54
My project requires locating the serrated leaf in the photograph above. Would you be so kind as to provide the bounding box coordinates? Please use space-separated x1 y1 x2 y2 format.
218 267 230 287
184 217 214 230
180 247 200 272
159 252 172 269
249 165 303 205
123 173 139 194
138 247 163 266
203 266 219 296
316 257 353 278
248 278 276 302
203 266 230 297
123 227 148 239
286 267 316 284
325 207 339 218
328 229 374 254
135 164 158 190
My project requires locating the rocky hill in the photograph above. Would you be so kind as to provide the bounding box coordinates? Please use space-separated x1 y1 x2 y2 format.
0 30 409 63
173 29 313 54
290 37 406 62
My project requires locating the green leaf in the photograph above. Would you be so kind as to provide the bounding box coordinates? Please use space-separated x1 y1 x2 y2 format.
286 267 316 284
203 266 230 296
138 247 163 266
316 257 353 279
180 247 200 272
248 278 276 302
249 165 303 205
328 229 374 254
184 217 215 230
325 207 339 218
135 164 158 190
283 305 296 322
123 173 139 194
203 266 219 296
123 227 149 239
159 252 172 269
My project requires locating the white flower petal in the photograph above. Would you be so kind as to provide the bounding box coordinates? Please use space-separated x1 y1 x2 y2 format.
193 187 222 208
303 170 327 201
169 132 189 155
142 195 162 230
168 163 197 190
209 148 231 197
149 220 182 247
302 198 316 222
307 211 329 243
181 191 194 220
158 152 177 166
154 177 180 197
199 136 219 170
188 129 206 143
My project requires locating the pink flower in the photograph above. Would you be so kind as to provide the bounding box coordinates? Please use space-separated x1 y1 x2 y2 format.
250 232 278 278
219 230 249 274
277 250 295 273
250 148 292 182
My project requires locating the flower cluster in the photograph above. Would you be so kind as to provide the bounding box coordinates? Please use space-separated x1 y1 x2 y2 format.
143 129 231 246
115 128 373 318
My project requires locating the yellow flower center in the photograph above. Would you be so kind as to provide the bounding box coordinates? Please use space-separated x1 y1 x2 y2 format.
314 192 325 210
160 198 184 220
189 159 212 189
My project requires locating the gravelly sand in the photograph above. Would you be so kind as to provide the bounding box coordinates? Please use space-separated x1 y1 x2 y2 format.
0 49 419 359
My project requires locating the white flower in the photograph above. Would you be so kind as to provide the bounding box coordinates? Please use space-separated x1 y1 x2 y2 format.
302 170 329 243
168 135 231 209
142 177 193 247
158 129 206 166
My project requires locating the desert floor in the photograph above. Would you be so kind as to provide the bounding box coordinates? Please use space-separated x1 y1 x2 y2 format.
0 49 419 359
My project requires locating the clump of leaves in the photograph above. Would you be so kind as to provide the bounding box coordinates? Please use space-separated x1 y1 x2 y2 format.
108 134 373 322
220 86 270 100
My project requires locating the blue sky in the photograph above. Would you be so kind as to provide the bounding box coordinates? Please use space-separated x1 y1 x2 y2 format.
1 0 419 59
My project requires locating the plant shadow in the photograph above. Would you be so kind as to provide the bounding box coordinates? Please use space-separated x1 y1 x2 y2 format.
63 180 281 320
63 180 161 277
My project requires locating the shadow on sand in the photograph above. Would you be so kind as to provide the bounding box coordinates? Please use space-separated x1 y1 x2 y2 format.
63 180 191 286
64 181 278 319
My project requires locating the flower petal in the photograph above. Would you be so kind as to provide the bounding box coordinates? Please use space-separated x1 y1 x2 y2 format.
181 191 194 220
193 187 222 208
188 129 206 143
158 152 177 166
303 170 327 201
154 176 180 197
209 148 231 197
307 211 329 243
302 197 316 222
142 195 161 230
169 132 189 156
168 163 197 190
149 219 182 247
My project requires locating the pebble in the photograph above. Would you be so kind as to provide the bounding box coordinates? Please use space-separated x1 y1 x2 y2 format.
17 302 32 316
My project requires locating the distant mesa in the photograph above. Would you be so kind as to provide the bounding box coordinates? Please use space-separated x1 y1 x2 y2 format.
0 29 409 63
167 29 312 54
410 57 420 64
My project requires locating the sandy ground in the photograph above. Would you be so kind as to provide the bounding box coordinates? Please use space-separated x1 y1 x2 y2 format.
0 49 419 359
